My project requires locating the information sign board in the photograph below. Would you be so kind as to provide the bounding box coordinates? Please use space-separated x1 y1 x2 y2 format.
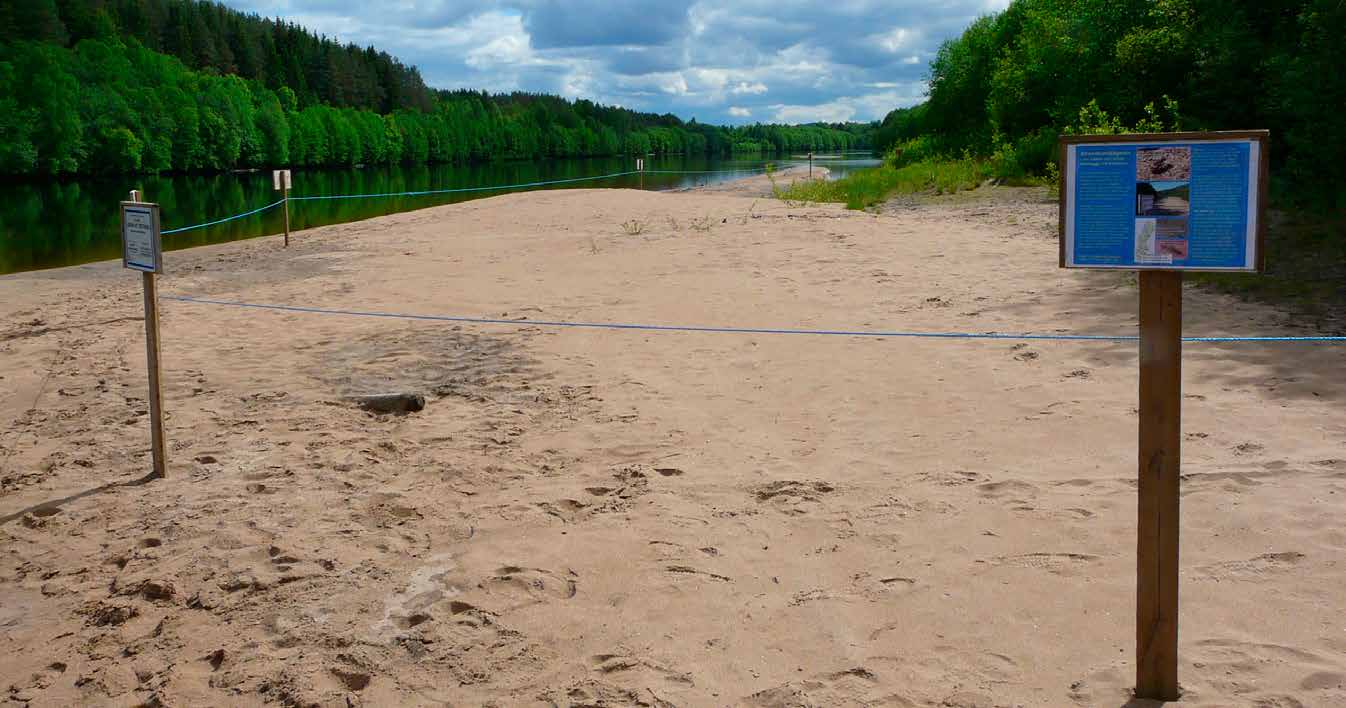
1060 132 1267 272
121 201 162 273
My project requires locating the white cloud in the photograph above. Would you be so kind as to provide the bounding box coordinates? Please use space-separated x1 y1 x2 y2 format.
769 85 927 123
874 27 917 53
466 31 531 69
771 101 856 124
223 0 1001 123
730 81 768 95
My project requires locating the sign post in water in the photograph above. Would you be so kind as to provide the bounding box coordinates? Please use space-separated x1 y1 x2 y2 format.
1059 130 1268 700
121 191 167 479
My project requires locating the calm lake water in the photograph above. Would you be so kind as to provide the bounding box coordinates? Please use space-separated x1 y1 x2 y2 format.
0 153 879 275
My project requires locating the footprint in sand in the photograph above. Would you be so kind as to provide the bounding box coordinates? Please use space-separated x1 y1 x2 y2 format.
1191 637 1341 699
919 469 986 486
536 679 671 708
1301 671 1345 691
849 572 919 602
483 565 578 603
751 480 836 515
1066 664 1129 705
987 552 1099 575
1010 343 1039 362
647 540 687 561
1194 551 1305 580
743 665 895 707
1313 459 1345 475
590 651 694 685
1234 442 1266 456
976 479 1038 500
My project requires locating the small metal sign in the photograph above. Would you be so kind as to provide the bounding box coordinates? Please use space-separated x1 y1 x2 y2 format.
121 201 162 273
273 169 292 190
636 159 644 171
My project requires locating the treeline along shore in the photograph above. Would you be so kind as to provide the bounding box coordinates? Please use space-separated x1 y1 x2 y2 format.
869 0 1344 209
0 0 874 178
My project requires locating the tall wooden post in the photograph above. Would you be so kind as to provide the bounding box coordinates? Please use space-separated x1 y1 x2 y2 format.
1136 270 1182 700
282 181 291 248
129 189 167 480
808 152 813 179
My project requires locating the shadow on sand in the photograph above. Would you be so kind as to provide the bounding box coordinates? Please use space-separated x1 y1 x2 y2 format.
0 471 160 526
992 269 1346 405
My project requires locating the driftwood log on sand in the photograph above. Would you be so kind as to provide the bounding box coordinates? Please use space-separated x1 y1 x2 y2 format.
349 393 426 414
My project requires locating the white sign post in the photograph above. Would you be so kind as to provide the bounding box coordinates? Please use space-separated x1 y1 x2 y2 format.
121 191 167 479
273 169 292 247
636 158 644 189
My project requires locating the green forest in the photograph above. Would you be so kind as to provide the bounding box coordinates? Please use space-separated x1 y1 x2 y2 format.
0 0 873 177
871 0 1346 208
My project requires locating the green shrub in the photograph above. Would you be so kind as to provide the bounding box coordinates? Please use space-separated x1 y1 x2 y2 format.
886 136 944 168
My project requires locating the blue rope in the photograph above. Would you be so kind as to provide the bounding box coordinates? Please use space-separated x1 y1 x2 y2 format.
161 296 1346 344
162 199 286 235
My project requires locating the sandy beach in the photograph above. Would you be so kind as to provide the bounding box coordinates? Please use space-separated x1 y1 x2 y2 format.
2 175 1344 706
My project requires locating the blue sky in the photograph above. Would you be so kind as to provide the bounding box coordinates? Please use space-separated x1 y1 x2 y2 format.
221 0 1011 125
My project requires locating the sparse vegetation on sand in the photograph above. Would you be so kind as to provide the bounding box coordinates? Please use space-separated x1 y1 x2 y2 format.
774 159 994 209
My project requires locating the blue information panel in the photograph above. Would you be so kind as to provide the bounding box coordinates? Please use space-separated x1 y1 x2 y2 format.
1062 135 1264 271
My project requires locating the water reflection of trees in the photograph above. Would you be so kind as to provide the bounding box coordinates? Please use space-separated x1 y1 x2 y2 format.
3 155 769 273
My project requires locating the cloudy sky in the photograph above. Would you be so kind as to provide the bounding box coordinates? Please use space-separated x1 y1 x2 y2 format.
222 0 1011 125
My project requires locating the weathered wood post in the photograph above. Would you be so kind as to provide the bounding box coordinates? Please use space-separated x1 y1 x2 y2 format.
275 169 292 247
122 189 167 479
1136 270 1182 698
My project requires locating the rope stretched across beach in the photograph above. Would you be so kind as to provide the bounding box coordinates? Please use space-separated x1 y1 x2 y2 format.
162 295 1346 344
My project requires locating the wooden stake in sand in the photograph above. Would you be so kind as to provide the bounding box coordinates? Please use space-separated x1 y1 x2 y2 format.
637 158 644 190
121 190 167 479
1059 131 1268 700
808 151 813 179
274 169 292 247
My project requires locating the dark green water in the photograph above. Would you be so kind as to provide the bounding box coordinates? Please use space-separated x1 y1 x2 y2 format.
0 154 879 275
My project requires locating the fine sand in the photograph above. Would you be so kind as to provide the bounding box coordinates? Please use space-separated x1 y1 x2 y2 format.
2 174 1345 707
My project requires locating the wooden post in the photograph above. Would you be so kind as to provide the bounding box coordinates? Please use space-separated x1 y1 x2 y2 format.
142 269 167 479
129 189 167 479
1136 270 1182 700
282 181 291 248
809 152 813 179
